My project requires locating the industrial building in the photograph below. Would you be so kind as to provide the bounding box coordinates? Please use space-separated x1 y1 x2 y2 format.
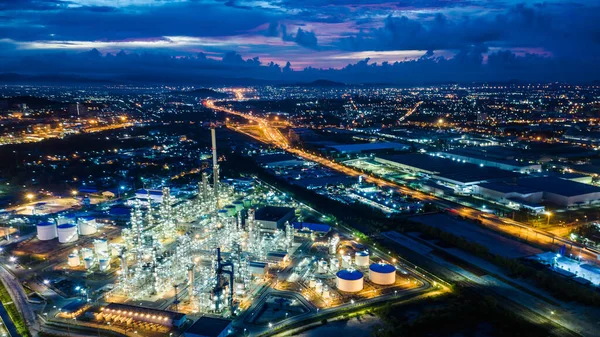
134 189 164 203
98 303 187 328
437 147 541 173
254 206 296 230
375 154 519 191
327 142 409 155
254 153 305 168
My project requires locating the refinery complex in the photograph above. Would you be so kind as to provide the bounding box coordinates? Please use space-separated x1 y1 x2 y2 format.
7 128 434 337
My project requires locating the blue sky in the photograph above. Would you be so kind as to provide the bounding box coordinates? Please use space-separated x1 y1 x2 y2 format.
0 0 599 83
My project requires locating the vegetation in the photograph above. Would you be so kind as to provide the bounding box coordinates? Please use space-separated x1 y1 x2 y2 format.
374 288 554 337
0 279 31 337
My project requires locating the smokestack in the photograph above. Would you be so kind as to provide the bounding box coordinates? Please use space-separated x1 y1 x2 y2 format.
211 127 219 205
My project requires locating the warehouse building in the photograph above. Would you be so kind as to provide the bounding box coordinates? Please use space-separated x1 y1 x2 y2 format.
327 142 409 155
255 206 296 230
517 177 600 207
184 316 232 337
375 154 519 191
437 147 541 173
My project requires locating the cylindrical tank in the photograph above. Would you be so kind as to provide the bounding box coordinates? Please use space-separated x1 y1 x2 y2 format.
369 263 396 285
342 254 352 268
94 239 109 256
317 260 328 274
84 257 94 269
37 221 57 241
99 259 109 271
218 209 228 218
77 217 97 236
56 215 75 226
57 224 78 243
68 254 80 267
81 248 94 259
308 278 316 288
355 251 370 267
336 269 364 293
243 199 251 208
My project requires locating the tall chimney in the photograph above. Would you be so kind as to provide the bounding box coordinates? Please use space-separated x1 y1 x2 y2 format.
211 127 219 206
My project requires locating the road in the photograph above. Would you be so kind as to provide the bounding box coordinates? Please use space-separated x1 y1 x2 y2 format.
207 99 600 266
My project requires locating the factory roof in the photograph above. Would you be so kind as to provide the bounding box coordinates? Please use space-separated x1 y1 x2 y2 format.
292 222 331 233
104 303 186 321
336 269 363 280
478 182 541 195
62 299 87 313
135 189 163 196
378 154 520 183
369 263 396 273
518 177 600 197
185 316 232 337
442 148 537 167
255 206 295 222
327 142 408 153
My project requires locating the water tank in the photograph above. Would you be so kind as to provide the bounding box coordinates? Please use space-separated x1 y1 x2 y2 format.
355 251 370 267
84 257 94 269
77 217 97 236
369 263 396 285
336 269 364 292
99 259 110 271
57 224 78 243
36 221 57 241
218 209 228 218
68 254 80 267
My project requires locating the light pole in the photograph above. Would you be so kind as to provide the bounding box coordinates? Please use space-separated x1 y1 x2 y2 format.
545 211 552 226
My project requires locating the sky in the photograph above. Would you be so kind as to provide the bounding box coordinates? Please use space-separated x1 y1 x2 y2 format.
0 0 599 84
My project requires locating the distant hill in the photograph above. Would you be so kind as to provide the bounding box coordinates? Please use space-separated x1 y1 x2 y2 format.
173 88 229 98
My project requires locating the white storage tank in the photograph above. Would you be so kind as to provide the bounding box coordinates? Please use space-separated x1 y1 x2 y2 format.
57 224 78 243
233 201 244 212
84 257 94 269
336 269 364 293
94 239 109 256
37 221 57 241
77 217 97 236
369 263 396 285
68 254 80 267
99 259 110 271
355 251 370 267
315 280 323 294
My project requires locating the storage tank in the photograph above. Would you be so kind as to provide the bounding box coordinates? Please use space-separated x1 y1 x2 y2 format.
355 251 370 267
94 239 109 256
99 259 110 271
57 224 78 243
336 269 364 292
37 221 57 241
369 263 396 285
68 254 80 267
84 257 94 269
77 217 97 236
315 280 323 294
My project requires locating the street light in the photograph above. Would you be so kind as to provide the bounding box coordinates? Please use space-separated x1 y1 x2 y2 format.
25 193 34 202
545 211 552 226
71 190 78 198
